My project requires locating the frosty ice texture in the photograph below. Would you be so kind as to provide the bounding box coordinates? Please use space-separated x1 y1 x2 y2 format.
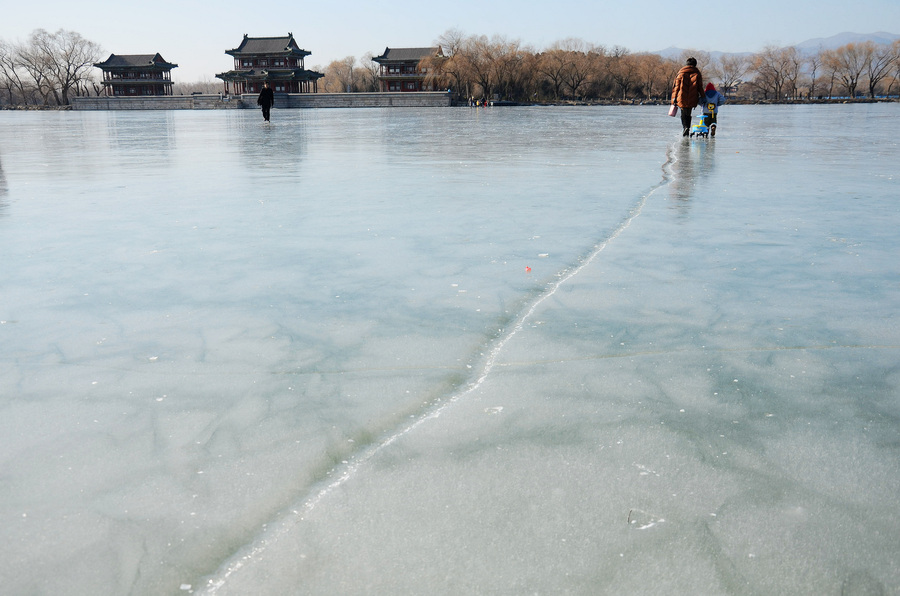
1 105 898 594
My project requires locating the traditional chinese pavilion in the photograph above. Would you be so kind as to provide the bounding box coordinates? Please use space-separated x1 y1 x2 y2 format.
93 54 177 96
215 33 323 94
372 47 443 92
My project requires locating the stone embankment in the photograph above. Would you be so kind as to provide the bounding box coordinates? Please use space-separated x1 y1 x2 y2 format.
72 92 454 110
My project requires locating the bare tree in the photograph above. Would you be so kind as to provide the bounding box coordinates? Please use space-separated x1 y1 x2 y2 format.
750 45 800 100
824 63 838 98
537 39 587 100
15 39 54 104
785 46 804 99
428 31 484 100
564 46 598 99
862 42 895 98
0 39 30 105
358 52 380 92
532 40 594 101
425 29 469 97
822 43 868 98
22 29 101 105
806 50 823 99
467 35 496 99
888 40 900 97
322 56 358 93
712 53 749 97
536 48 570 100
607 46 638 100
634 53 670 100
489 36 528 100
515 51 540 101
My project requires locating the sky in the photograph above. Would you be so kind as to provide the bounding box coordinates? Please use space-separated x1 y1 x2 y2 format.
2 0 898 82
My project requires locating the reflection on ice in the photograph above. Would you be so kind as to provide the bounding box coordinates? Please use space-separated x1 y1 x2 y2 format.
0 155 8 214
0 105 898 595
668 136 716 213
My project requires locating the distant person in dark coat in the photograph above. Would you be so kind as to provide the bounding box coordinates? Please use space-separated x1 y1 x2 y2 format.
257 82 275 122
671 57 704 136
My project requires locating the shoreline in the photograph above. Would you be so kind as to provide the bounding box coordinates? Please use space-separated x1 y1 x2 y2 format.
2 96 896 111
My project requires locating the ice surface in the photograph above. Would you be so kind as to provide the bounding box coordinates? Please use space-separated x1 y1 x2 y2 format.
1 104 898 595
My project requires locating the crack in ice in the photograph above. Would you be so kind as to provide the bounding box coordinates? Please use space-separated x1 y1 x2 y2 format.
199 145 680 595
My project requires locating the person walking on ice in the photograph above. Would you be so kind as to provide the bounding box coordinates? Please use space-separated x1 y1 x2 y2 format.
257 81 274 122
702 82 726 137
671 57 703 137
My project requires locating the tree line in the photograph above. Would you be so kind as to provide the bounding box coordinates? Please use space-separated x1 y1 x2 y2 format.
2 27 899 106
322 30 900 103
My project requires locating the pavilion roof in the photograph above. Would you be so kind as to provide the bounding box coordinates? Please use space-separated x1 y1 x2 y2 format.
94 53 178 69
226 34 311 58
372 47 442 63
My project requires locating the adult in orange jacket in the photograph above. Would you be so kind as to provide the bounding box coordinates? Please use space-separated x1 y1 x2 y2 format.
671 57 704 136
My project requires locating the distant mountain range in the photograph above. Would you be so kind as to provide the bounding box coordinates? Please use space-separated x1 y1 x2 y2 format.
795 31 899 51
655 31 900 59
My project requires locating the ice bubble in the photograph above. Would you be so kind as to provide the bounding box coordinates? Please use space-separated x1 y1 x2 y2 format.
627 509 665 530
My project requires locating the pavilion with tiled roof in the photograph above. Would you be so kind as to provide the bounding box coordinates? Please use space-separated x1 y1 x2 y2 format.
372 47 443 92
215 33 324 94
93 54 177 96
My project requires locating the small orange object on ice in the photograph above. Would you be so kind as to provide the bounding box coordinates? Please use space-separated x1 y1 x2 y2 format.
525 266 532 273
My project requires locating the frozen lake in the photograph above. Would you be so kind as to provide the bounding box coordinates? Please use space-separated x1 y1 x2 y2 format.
1 104 899 595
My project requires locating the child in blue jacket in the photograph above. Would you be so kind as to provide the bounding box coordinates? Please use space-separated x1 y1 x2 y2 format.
701 83 726 136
